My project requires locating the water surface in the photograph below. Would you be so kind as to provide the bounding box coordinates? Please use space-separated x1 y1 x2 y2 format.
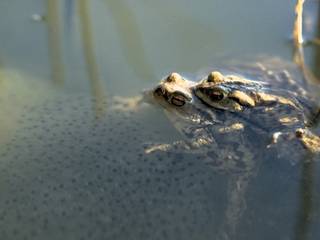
0 1 320 240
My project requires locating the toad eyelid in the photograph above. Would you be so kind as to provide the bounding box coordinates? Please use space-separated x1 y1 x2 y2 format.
172 90 186 96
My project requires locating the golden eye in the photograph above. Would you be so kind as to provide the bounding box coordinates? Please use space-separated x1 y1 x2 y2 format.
171 97 185 106
171 93 186 106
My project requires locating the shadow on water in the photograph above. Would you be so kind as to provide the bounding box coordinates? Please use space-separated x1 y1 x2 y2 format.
47 0 65 85
293 2 319 239
294 157 315 240
104 0 156 81
78 0 107 119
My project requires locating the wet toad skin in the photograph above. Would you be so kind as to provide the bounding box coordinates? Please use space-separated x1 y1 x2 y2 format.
143 58 320 239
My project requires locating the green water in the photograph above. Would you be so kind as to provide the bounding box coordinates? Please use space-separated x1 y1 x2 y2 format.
0 0 320 240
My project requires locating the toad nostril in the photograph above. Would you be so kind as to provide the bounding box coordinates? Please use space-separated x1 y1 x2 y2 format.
154 87 163 96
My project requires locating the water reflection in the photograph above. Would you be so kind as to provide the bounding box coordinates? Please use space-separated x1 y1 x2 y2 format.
293 0 320 83
104 0 155 81
292 2 319 239
46 0 157 117
64 0 74 33
47 0 65 85
312 1 320 77
293 0 320 126
78 0 107 118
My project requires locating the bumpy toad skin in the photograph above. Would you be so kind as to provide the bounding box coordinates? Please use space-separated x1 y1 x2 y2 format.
194 71 299 112
149 72 194 108
193 70 320 152
146 68 320 155
144 62 320 239
145 72 261 240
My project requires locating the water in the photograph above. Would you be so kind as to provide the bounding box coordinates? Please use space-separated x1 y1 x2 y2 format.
0 0 320 240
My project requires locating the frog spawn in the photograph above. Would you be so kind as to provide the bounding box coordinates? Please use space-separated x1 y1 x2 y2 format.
1 61 320 240
0 96 230 240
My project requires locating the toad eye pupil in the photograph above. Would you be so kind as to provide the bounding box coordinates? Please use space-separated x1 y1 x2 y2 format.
171 96 185 106
209 91 224 101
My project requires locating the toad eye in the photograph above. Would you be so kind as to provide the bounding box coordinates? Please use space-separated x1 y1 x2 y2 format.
171 94 186 107
208 90 225 101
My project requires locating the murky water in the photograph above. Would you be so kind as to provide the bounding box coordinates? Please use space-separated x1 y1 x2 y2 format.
0 0 320 240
